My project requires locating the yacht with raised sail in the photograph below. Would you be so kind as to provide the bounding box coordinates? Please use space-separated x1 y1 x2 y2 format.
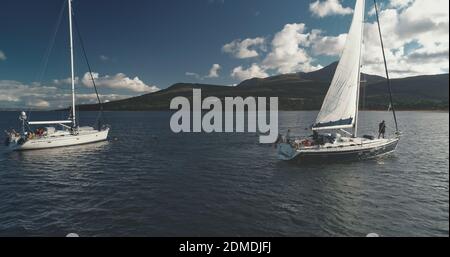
4 0 109 151
277 0 400 162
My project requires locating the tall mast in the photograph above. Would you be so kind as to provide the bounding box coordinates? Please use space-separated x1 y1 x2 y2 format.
374 0 399 133
353 0 365 138
68 0 76 127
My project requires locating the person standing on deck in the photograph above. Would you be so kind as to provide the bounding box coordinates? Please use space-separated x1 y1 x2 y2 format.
378 120 386 139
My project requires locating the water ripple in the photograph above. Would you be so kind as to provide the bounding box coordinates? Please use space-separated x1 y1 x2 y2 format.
0 111 448 236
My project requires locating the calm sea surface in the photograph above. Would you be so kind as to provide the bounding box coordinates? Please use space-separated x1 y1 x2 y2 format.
0 111 448 236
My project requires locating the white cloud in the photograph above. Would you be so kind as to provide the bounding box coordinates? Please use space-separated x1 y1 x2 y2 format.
222 37 266 59
0 80 57 101
224 0 448 81
74 93 131 105
0 80 57 109
309 29 347 57
185 72 201 79
231 63 269 81
100 55 109 61
53 77 80 85
262 23 321 74
227 23 327 81
81 72 160 93
0 71 159 108
207 64 221 78
389 0 414 9
309 0 353 18
27 99 50 108
0 80 133 109
53 72 159 93
368 6 377 17
0 50 6 61
186 64 222 80
362 0 449 77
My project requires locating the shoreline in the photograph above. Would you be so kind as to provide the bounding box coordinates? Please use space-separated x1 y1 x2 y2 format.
1 109 448 113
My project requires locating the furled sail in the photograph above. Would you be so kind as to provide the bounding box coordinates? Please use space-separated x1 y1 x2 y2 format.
313 0 365 130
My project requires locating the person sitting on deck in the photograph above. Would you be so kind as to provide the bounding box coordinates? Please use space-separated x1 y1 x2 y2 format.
313 130 319 141
12 129 19 137
35 128 44 137
378 120 386 139
285 129 292 143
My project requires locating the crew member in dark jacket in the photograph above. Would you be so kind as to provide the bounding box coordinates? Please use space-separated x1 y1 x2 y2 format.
378 120 386 139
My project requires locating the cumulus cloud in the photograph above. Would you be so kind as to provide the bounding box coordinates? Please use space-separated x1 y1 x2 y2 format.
309 0 353 18
229 23 324 81
1 71 159 108
362 0 449 77
222 37 266 59
0 80 57 103
207 64 221 78
26 99 50 108
0 80 133 109
389 0 414 9
262 23 323 74
0 50 6 61
53 72 159 92
227 23 330 81
81 72 160 93
231 63 269 81
0 80 57 109
186 64 222 80
224 0 448 81
224 24 343 81
309 29 347 56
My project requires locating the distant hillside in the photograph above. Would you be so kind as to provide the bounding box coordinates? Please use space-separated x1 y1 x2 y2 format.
79 62 449 111
236 62 385 88
364 74 449 110
298 61 386 84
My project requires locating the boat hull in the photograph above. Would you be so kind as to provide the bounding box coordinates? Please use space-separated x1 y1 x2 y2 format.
278 138 399 162
8 128 109 151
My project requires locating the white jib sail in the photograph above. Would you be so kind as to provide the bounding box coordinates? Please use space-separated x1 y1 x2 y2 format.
313 0 365 130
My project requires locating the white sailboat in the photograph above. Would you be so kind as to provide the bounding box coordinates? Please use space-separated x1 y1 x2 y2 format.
277 0 400 162
5 0 109 151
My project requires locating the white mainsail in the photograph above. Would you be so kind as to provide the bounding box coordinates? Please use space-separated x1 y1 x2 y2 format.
313 0 365 131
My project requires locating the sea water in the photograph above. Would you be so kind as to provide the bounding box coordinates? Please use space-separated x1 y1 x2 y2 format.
0 111 448 236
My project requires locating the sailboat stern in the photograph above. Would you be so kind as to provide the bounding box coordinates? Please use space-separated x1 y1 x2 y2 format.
277 143 299 161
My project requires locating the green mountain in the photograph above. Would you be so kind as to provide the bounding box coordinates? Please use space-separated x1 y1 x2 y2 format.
79 62 449 111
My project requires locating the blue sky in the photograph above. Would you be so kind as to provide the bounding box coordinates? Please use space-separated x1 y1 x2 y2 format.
0 0 352 85
0 0 448 108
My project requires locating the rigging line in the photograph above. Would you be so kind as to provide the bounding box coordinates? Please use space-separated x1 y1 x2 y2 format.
36 0 67 84
362 74 367 111
71 9 104 122
30 0 66 122
373 0 399 133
